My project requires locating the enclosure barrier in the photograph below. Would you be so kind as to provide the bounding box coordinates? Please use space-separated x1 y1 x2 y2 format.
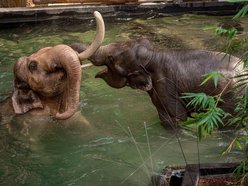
0 0 243 25
33 0 138 4
0 0 193 7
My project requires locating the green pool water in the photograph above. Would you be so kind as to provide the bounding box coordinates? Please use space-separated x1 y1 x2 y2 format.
0 14 247 186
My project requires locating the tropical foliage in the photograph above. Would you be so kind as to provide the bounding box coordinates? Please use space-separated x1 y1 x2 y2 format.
180 1 248 183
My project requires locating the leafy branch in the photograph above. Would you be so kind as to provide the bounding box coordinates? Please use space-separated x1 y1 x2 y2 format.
194 1 248 179
233 3 248 19
180 71 234 140
201 71 224 88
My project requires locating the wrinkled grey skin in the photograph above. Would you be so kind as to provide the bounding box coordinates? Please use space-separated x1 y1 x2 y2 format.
71 38 242 128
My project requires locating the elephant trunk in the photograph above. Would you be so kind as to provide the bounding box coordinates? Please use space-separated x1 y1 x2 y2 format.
70 44 109 66
55 11 105 119
90 45 109 65
53 45 81 120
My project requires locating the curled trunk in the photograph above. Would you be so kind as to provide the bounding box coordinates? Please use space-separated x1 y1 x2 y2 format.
52 45 81 119
55 11 105 119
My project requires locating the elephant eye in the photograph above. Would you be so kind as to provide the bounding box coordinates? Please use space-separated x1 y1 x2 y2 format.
108 56 114 64
28 60 38 72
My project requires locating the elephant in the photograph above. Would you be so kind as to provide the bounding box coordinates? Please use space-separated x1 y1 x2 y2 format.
70 38 243 128
3 11 105 120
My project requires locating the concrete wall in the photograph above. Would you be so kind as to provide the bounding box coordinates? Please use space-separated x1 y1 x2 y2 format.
0 0 216 7
33 0 138 4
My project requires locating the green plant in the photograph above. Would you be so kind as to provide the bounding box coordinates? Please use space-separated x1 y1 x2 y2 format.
180 91 229 140
181 0 248 182
233 2 248 19
223 0 248 169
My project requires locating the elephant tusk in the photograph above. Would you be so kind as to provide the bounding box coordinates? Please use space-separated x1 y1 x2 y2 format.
78 11 105 60
81 63 93 68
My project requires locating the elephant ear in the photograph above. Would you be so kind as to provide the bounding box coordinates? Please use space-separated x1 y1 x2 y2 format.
124 44 153 91
12 88 43 114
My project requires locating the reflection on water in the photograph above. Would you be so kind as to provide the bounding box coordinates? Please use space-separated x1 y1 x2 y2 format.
0 14 247 185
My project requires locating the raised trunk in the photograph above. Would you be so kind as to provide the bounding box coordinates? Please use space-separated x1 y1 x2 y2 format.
52 45 81 120
55 11 105 119
70 44 109 66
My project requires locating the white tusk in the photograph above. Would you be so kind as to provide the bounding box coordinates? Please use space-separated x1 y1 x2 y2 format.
78 11 105 60
81 63 93 68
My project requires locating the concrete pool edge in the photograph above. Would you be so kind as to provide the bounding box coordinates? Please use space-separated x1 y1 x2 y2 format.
0 1 245 26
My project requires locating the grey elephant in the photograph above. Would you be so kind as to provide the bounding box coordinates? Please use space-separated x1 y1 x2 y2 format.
70 38 243 127
0 11 105 121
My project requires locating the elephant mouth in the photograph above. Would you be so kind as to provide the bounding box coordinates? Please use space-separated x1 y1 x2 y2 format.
95 66 109 78
94 65 127 88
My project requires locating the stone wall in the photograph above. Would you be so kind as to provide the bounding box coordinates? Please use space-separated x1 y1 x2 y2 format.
32 0 138 4
0 0 174 7
0 0 218 7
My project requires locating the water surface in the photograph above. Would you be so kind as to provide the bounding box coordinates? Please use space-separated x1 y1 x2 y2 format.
0 14 248 185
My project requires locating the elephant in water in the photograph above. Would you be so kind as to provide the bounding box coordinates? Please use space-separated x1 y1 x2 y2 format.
0 11 105 121
70 38 243 128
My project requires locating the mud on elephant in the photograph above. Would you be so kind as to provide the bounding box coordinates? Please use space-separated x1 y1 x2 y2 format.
71 38 243 128
1 11 105 121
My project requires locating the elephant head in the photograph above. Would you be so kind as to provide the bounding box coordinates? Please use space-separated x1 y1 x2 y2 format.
12 11 105 120
70 38 154 91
